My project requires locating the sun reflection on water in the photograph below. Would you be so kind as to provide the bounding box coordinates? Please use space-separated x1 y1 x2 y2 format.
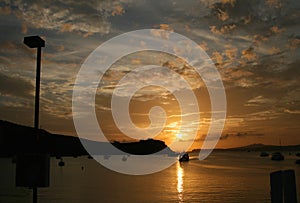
177 162 184 202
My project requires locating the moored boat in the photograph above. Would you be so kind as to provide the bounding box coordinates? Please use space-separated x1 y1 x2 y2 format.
260 151 269 157
271 152 284 161
179 152 189 162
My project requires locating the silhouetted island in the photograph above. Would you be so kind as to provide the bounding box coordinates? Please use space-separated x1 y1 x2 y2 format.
192 143 300 152
0 120 176 157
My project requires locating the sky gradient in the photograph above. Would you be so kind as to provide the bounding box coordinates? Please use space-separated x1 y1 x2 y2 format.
0 0 299 150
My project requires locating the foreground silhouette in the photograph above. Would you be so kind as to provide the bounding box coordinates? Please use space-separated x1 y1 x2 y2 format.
0 120 176 157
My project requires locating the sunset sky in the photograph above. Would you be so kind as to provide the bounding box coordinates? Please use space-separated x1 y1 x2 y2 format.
0 0 299 150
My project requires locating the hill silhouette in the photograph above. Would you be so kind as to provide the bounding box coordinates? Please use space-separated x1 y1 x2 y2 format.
0 120 175 157
192 143 300 152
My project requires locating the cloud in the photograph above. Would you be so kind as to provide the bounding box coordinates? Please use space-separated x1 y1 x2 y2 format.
0 6 11 15
60 23 73 32
209 23 237 35
284 109 300 114
241 46 257 61
21 23 28 34
245 96 275 106
265 0 282 8
220 131 265 140
220 0 236 6
216 8 229 21
212 51 223 65
9 0 131 36
0 72 33 99
270 26 285 34
198 130 264 142
245 110 281 121
111 5 125 16
288 37 300 50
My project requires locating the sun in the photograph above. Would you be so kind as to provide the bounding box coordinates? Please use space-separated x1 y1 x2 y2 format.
176 133 183 139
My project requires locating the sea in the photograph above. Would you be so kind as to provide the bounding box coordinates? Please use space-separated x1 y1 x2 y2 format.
1 151 300 203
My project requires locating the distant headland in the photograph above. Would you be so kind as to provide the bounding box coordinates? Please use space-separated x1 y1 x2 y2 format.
0 120 176 157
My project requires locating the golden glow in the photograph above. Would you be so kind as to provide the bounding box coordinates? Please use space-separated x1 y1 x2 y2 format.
177 162 184 202
176 133 183 139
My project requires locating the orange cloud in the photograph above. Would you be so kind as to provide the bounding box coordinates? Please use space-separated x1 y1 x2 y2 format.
112 5 124 16
266 0 282 8
288 38 300 50
21 23 28 34
184 25 191 32
212 51 223 65
243 15 251 25
230 69 254 78
159 24 173 31
210 24 236 35
82 32 93 38
151 25 173 39
270 26 285 34
217 9 229 21
253 34 269 45
60 23 73 32
220 24 236 33
225 47 238 61
131 59 141 65
269 47 280 55
0 6 11 15
221 0 236 6
209 26 219 34
199 41 209 51
56 45 65 52
241 47 256 61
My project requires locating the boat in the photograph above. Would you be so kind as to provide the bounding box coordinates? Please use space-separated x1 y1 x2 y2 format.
58 158 65 167
260 151 269 157
271 152 284 161
179 152 189 162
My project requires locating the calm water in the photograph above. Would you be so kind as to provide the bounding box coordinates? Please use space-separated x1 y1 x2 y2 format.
1 151 300 203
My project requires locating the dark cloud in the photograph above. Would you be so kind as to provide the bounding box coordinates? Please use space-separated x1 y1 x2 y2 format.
5 0 132 36
0 72 33 98
212 132 265 141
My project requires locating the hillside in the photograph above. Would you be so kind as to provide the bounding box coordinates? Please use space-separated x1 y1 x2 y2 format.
0 120 176 157
192 143 300 152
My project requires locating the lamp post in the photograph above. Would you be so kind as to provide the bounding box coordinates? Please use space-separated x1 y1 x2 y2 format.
24 36 45 203
23 36 45 131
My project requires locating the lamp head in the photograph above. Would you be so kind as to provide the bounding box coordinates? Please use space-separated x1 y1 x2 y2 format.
24 36 45 48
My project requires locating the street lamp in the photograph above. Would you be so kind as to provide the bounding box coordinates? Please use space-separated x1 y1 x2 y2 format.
23 36 45 130
16 36 49 203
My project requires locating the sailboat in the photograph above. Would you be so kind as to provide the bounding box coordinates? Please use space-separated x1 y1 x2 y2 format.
271 138 284 161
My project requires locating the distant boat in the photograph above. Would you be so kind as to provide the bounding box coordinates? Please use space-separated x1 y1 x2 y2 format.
179 152 189 162
260 151 269 157
271 152 284 161
58 158 65 167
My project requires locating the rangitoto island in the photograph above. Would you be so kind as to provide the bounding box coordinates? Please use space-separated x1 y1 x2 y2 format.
0 120 176 157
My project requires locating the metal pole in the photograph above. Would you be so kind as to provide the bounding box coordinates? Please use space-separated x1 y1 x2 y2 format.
33 46 41 203
34 46 41 130
33 187 37 203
